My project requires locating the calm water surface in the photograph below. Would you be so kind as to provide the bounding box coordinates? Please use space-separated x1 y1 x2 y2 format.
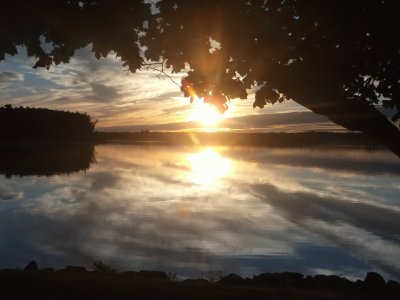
1 145 400 280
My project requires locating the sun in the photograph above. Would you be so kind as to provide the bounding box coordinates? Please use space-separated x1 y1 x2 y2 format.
188 97 224 126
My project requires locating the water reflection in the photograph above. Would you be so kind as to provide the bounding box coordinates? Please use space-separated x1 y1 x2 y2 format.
187 148 232 186
0 145 399 281
0 143 95 177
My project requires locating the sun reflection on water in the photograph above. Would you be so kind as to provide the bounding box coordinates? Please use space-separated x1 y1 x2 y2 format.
187 148 232 186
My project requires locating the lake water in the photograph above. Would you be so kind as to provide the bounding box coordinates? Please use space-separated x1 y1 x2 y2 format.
1 144 400 281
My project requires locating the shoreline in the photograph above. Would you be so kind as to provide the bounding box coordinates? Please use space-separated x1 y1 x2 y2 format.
93 131 382 148
0 132 384 149
2 261 399 299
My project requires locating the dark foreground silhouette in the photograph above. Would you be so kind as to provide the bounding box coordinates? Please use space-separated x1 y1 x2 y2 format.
1 261 399 300
0 105 96 141
0 142 95 177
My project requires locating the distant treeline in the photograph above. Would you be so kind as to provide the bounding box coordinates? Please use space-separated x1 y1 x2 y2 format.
94 131 381 148
0 105 96 141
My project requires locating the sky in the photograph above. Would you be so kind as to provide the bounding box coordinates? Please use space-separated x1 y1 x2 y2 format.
0 46 344 132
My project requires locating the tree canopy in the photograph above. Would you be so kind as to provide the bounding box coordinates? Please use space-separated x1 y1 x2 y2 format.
1 0 399 155
0 105 96 140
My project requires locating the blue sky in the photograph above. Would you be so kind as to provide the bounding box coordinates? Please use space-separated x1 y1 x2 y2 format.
0 46 343 131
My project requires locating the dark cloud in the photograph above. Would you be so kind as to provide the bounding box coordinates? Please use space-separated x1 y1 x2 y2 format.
150 91 182 102
252 183 400 242
1 185 217 272
222 111 332 128
251 183 400 278
0 187 23 200
72 47 104 72
89 172 119 190
228 148 400 176
0 71 23 83
90 83 119 102
71 70 89 85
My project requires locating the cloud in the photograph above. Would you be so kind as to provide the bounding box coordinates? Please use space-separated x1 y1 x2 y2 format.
89 83 119 103
1 147 289 273
251 183 400 278
0 71 24 82
252 183 400 240
0 71 24 90
223 111 330 127
89 172 119 190
227 147 400 177
1 145 399 280
0 186 23 201
73 47 103 72
0 45 328 129
162 105 190 115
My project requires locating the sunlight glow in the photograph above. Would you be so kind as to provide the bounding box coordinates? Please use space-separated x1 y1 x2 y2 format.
187 148 231 186
188 97 225 126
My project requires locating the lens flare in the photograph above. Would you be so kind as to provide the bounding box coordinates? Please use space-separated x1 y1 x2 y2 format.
188 97 224 126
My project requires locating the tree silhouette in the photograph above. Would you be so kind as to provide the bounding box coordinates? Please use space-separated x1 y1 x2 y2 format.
1 1 399 156
0 105 96 140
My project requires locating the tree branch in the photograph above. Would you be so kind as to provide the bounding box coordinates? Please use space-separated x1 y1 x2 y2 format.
140 60 182 89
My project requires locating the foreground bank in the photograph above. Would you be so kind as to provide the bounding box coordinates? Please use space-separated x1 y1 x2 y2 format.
1 262 399 299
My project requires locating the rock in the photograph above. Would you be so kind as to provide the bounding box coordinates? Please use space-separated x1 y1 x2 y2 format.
364 272 385 288
218 273 245 285
253 273 277 286
244 277 253 285
122 271 139 278
60 266 88 273
138 270 170 281
24 260 38 272
252 272 304 287
387 280 400 289
387 280 400 291
40 268 54 273
311 275 353 290
183 278 209 284
281 272 304 281
354 279 363 285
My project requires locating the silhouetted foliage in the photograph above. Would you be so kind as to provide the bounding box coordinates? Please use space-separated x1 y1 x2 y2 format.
1 1 399 155
91 260 116 273
144 0 400 157
23 260 38 272
0 0 150 71
0 105 96 141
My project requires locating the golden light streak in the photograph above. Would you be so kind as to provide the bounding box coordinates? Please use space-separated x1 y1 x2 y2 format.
187 148 231 186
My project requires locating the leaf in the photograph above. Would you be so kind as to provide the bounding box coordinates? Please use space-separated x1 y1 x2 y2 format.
33 55 52 70
382 100 395 109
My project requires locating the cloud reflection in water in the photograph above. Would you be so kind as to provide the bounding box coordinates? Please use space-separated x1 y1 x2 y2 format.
0 145 399 280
